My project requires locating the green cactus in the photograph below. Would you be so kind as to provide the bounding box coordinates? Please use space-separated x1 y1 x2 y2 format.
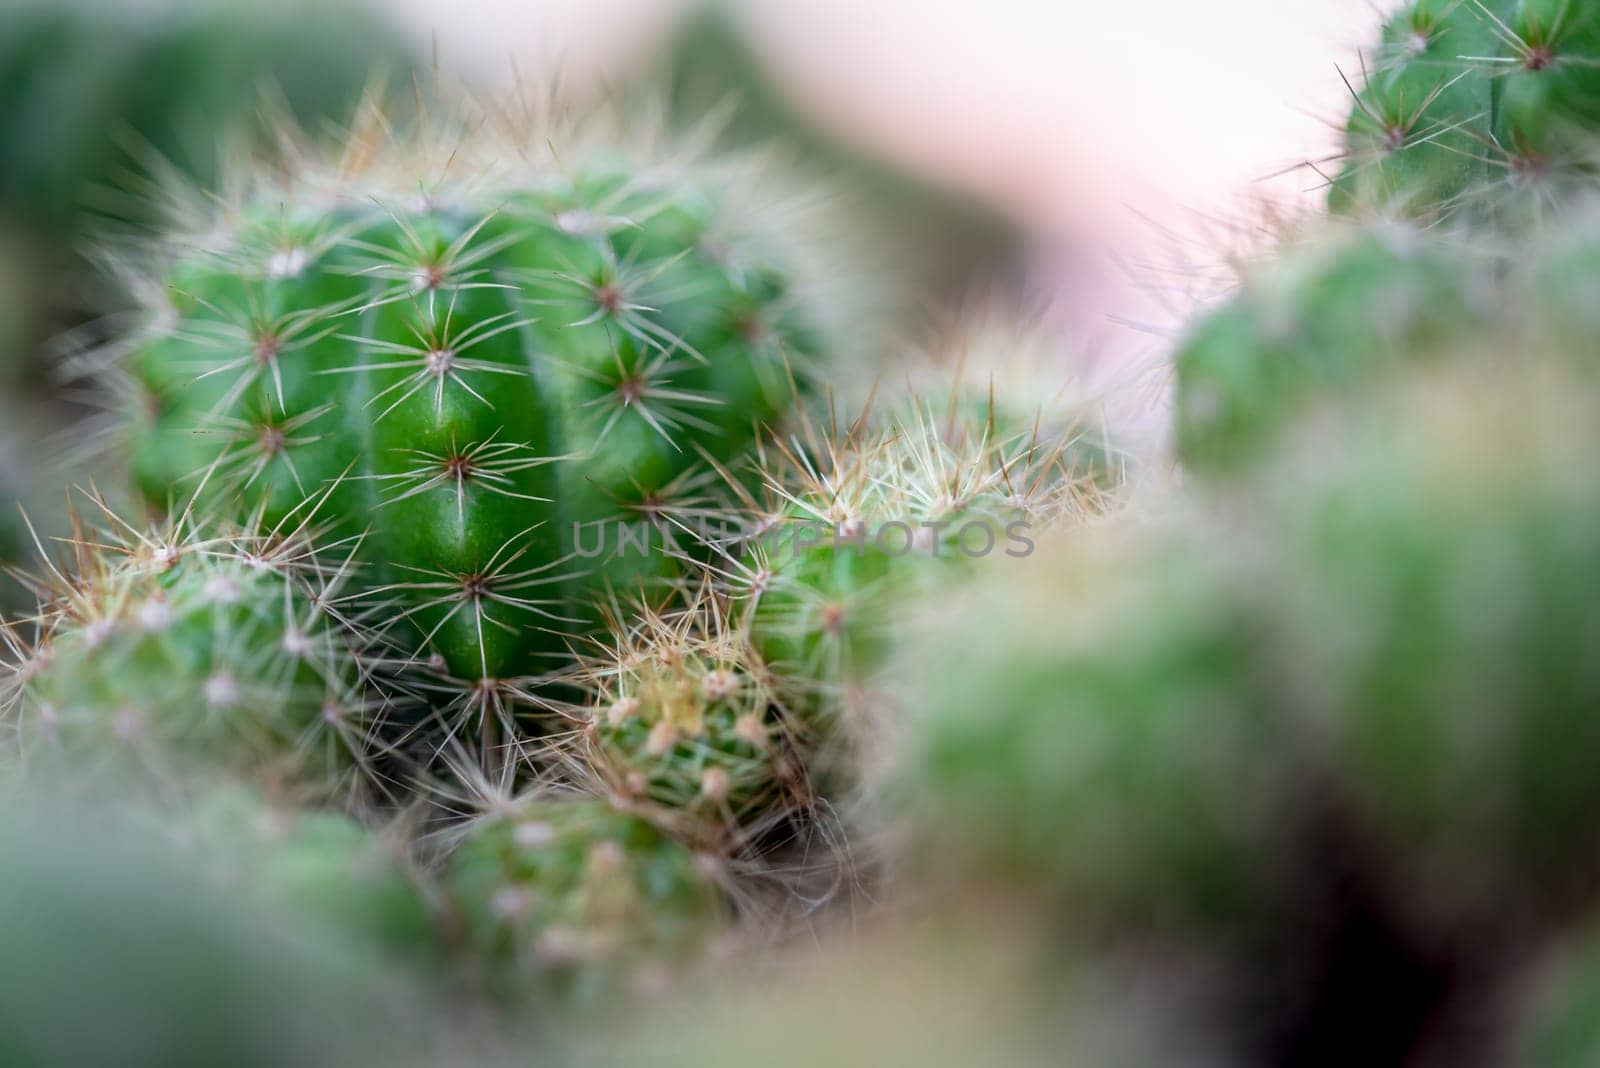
0 805 443 1068
442 792 726 1004
0 0 412 234
119 109 832 744
1494 0 1600 170
888 517 1295 938
893 364 1600 1055
1328 0 1504 216
1255 368 1600 938
725 393 1108 715
1329 1 1600 220
2 512 381 792
568 595 802 840
169 786 439 971
1173 219 1495 473
0 0 415 394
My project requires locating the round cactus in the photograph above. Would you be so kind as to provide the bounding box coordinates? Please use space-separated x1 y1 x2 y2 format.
1 510 383 792
567 594 803 841
895 360 1600 1036
168 786 439 971
1256 367 1600 941
0 802 445 1068
441 792 726 1004
887 517 1297 939
1329 1 1600 220
724 393 1105 715
1173 219 1495 473
117 102 835 746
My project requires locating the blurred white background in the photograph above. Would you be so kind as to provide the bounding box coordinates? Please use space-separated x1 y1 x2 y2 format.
384 0 1375 230
380 0 1383 359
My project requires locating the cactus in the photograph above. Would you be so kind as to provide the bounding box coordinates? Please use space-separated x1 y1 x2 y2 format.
0 803 445 1068
0 0 415 395
441 791 726 1004
1173 219 1495 473
1254 367 1600 942
565 593 805 843
0 0 412 233
2 506 384 793
892 362 1600 1056
1328 1 1600 219
1328 1 1504 216
168 786 439 972
118 101 833 745
722 390 1110 718
887 516 1295 939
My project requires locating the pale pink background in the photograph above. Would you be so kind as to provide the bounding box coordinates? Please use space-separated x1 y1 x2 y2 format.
382 0 1383 362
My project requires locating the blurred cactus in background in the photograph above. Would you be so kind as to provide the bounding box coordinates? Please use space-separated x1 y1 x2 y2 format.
890 362 1600 1063
0 803 452 1068
0 0 415 393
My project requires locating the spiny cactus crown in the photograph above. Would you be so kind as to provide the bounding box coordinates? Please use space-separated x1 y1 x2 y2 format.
1330 0 1600 220
441 791 726 1004
719 388 1120 703
564 593 805 844
113 95 838 741
1 502 384 792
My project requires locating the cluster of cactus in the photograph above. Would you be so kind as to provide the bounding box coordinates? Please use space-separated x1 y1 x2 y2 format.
18 1 1600 1062
886 363 1600 1062
0 59 1128 1042
120 97 834 752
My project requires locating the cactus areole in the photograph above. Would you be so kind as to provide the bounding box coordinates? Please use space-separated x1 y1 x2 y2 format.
124 135 829 704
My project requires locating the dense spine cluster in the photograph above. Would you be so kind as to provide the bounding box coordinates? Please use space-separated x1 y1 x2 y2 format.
568 597 802 841
1 510 381 792
1329 0 1600 219
119 113 831 744
721 389 1115 718
441 792 726 1003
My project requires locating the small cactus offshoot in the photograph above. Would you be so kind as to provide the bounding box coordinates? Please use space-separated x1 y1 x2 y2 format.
441 791 726 1004
565 592 804 843
1 500 386 794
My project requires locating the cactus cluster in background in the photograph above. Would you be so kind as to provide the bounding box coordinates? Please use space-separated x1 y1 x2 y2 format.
9 0 1600 1063
0 0 414 393
442 791 727 1004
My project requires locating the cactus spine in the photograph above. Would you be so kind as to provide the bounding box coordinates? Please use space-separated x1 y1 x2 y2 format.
122 103 832 742
441 791 726 1003
3 507 382 792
